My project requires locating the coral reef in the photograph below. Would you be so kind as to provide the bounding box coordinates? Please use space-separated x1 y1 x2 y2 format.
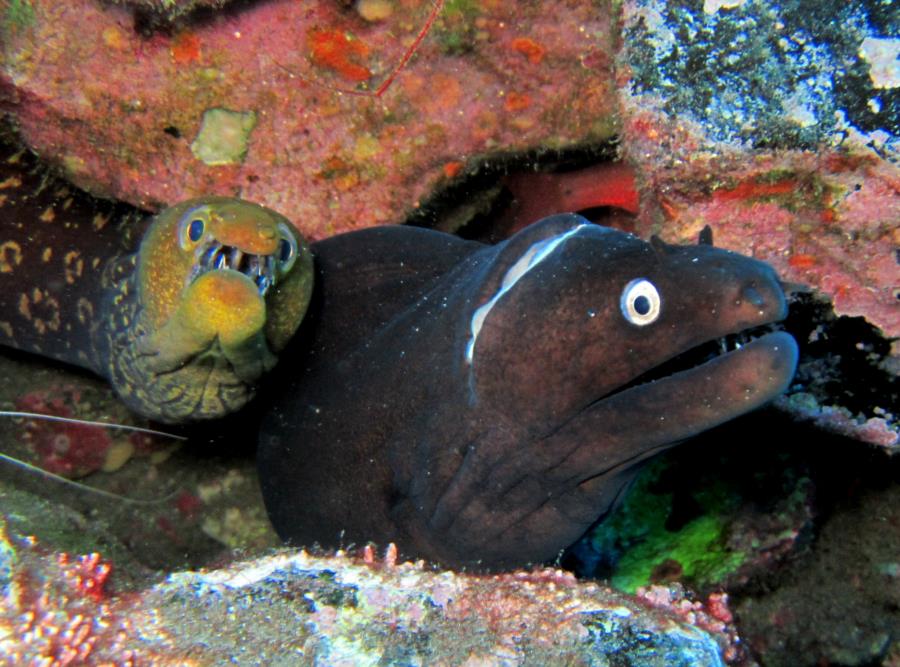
0 0 619 240
577 407 900 666
0 0 897 662
0 516 738 664
0 352 278 571
111 0 237 27
619 0 897 335
15 387 115 478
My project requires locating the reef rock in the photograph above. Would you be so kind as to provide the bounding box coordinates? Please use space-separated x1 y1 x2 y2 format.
0 0 618 240
0 514 738 665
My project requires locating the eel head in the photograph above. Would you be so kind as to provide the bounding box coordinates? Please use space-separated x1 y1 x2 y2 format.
113 197 313 423
404 214 798 568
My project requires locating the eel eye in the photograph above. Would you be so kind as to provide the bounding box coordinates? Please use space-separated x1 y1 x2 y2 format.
188 218 205 242
620 278 661 326
276 223 298 274
179 215 206 249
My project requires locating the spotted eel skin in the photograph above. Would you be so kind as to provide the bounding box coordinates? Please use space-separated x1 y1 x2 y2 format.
0 130 313 423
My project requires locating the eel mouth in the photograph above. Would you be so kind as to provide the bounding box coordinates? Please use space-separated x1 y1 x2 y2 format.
610 323 793 399
189 240 279 296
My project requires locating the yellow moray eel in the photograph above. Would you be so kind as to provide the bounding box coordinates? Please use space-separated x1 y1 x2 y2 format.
0 135 313 423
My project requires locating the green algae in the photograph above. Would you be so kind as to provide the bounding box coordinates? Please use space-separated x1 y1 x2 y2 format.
590 458 746 594
435 0 480 55
190 107 257 166
2 0 35 39
611 514 745 593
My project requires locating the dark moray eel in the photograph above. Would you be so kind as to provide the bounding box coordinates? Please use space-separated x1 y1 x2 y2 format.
0 134 313 423
258 215 799 570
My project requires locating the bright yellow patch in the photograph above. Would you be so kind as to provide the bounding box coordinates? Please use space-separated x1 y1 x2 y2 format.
185 270 265 347
64 250 84 284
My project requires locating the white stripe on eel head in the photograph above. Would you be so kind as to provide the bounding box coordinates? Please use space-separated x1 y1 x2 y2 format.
465 224 588 364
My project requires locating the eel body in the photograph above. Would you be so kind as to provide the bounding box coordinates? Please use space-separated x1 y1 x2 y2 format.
0 135 313 423
259 214 799 569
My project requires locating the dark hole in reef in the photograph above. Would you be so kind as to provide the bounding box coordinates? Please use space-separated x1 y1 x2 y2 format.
781 291 898 417
132 0 262 35
572 205 638 233
664 489 704 532
163 125 181 139
404 141 621 243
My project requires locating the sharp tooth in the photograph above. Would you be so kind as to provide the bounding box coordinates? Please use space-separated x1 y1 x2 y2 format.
719 338 728 354
230 248 244 272
215 250 227 269
204 245 219 267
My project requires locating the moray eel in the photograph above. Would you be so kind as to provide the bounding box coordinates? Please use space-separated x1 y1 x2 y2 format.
0 136 313 423
259 214 798 570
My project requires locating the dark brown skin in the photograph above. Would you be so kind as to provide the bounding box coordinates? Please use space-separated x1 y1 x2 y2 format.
258 214 799 570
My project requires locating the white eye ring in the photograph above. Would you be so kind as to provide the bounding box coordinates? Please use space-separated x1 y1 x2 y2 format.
620 278 661 326
276 222 299 275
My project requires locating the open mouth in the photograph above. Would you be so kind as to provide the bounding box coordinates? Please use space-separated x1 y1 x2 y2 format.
190 241 279 296
612 323 786 396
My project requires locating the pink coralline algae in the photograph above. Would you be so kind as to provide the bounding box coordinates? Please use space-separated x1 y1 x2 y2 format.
55 552 112 604
620 108 899 341
0 0 619 240
11 384 174 477
777 393 899 451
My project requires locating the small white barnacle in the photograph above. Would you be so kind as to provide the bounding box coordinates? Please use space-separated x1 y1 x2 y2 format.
620 278 661 326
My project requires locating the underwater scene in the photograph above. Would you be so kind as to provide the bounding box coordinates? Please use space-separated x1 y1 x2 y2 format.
0 0 897 664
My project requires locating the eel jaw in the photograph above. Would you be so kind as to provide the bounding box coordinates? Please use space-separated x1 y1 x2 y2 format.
596 329 799 435
189 239 280 296
617 323 796 396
